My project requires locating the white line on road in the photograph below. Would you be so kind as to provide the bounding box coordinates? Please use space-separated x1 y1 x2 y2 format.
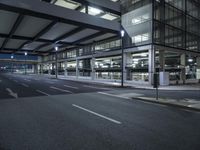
36 90 50 96
13 80 18 83
21 83 29 87
64 85 79 89
72 104 121 124
83 85 111 90
24 79 31 82
98 92 130 100
50 86 73 94
34 79 40 81
6 88 18 98
46 81 56 84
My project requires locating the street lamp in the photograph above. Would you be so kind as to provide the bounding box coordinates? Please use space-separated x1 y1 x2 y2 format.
24 52 27 75
121 29 125 87
11 55 14 73
55 46 58 79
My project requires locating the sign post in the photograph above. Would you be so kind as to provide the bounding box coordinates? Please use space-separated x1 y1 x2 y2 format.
153 73 159 100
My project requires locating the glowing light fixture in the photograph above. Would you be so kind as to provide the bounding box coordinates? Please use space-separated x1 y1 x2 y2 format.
89 7 102 15
55 46 58 51
121 30 125 37
188 58 193 62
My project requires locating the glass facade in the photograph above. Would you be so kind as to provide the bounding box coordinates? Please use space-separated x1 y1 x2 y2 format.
39 0 200 85
153 0 200 52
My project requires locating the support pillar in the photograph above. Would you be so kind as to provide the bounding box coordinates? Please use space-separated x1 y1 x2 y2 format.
148 46 155 85
124 53 132 81
159 51 165 72
196 57 200 82
40 64 43 75
48 64 51 75
180 54 186 84
76 59 79 79
91 57 95 80
64 61 68 77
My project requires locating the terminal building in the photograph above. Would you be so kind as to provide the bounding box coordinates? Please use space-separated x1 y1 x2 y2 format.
0 0 200 85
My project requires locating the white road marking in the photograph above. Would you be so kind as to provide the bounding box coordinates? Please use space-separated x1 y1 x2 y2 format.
72 104 121 124
46 81 55 84
50 86 73 94
83 85 111 90
36 90 50 96
34 79 40 81
64 85 79 89
98 92 169 108
21 83 29 87
6 88 18 99
24 79 31 82
13 80 18 83
98 92 130 100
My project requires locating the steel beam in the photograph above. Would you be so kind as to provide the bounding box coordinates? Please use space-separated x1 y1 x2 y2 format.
0 14 24 50
0 0 120 33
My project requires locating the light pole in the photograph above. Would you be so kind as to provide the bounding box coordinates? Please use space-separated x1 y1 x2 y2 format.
55 46 58 79
11 55 14 73
24 52 27 75
121 30 125 87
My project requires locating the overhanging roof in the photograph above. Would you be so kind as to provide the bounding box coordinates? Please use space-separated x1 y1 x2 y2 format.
0 0 120 55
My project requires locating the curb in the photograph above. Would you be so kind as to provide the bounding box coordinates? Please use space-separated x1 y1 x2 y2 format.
133 97 200 112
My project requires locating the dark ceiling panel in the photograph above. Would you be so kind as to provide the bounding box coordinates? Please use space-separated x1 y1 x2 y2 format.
22 42 45 50
5 39 27 49
81 33 116 44
0 10 18 34
0 38 5 48
40 23 77 40
62 28 98 42
14 15 51 37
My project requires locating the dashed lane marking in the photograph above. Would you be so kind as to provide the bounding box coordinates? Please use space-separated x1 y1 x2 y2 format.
21 83 29 88
98 92 130 100
24 79 31 82
83 85 111 90
36 90 50 96
64 85 79 89
72 104 122 124
50 86 73 94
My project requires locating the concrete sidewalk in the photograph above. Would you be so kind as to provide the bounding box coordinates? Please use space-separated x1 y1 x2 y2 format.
100 90 200 112
134 96 200 112
56 75 200 91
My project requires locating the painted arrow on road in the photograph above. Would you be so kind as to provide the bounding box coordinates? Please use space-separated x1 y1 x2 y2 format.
6 88 18 99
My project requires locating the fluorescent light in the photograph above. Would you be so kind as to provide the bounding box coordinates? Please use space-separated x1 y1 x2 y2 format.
101 14 118 20
89 7 102 15
24 52 27 56
121 30 125 37
188 58 193 62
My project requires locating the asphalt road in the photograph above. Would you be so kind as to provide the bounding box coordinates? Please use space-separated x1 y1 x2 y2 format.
0 73 115 99
0 73 200 150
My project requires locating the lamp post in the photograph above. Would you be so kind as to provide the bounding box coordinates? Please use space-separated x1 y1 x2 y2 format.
55 46 58 79
24 52 27 75
121 30 125 87
11 55 14 73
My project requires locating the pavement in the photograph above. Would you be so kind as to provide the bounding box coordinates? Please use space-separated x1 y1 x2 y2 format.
0 90 200 150
0 73 116 100
1 73 199 111
58 75 200 111
0 73 200 150
57 75 200 91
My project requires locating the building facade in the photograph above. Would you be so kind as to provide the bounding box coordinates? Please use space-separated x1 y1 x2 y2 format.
40 0 200 85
